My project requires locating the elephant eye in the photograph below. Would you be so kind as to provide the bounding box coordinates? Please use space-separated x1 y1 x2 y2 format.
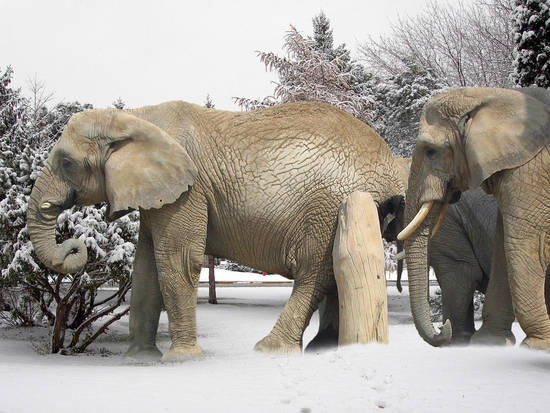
426 147 436 159
62 158 73 169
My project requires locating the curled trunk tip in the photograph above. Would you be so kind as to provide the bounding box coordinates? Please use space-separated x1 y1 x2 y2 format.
27 164 88 275
419 319 452 347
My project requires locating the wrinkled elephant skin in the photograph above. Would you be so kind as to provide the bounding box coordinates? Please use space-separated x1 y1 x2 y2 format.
27 101 404 360
402 87 550 350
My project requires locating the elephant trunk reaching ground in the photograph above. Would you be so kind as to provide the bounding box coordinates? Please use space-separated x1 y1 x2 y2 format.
27 162 87 275
399 156 452 346
400 87 550 349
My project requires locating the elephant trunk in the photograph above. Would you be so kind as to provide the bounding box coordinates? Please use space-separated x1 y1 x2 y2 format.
27 164 87 274
404 200 452 346
396 239 404 293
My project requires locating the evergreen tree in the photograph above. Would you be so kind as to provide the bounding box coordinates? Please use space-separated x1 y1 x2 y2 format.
513 0 550 87
112 98 126 109
312 12 334 56
235 22 374 124
371 60 445 157
0 67 137 353
310 12 372 96
204 93 215 108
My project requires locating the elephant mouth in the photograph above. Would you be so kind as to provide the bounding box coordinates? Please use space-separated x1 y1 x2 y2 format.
40 188 78 216
399 190 461 241
449 190 461 204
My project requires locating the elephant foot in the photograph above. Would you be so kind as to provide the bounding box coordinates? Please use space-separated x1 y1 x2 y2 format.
448 331 474 346
521 336 550 351
254 335 302 354
471 327 516 346
124 344 163 363
305 328 338 352
162 344 203 362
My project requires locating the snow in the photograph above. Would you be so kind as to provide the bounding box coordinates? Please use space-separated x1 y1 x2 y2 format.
1 277 549 413
199 268 291 283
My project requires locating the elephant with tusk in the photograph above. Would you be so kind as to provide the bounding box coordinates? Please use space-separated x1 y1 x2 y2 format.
27 100 405 360
400 87 550 350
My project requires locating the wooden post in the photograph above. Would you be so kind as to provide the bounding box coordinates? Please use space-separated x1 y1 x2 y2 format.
207 255 217 304
332 191 388 345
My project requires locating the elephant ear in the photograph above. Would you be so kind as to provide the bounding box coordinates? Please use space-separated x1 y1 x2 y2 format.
104 111 198 218
462 91 550 188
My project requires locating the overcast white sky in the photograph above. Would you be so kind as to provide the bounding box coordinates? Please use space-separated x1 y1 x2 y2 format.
2 0 470 111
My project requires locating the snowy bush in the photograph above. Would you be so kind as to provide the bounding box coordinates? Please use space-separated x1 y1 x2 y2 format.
429 288 485 323
383 239 397 275
0 66 138 353
428 288 443 322
217 260 262 274
369 61 445 157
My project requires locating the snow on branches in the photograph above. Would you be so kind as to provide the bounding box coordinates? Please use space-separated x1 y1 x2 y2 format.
234 25 374 124
513 0 550 87
0 66 138 353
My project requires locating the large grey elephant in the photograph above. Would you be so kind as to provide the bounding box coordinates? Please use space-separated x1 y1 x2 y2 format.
27 100 404 360
399 87 550 350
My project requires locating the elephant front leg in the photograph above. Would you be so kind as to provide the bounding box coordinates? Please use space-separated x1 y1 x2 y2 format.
255 275 322 354
155 244 205 361
472 212 516 346
125 227 163 362
438 270 477 345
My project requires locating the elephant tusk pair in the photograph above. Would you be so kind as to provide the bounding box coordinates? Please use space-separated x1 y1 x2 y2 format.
397 201 450 240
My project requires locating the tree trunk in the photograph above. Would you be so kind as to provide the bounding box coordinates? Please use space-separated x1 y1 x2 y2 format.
208 255 217 304
333 191 388 345
51 302 69 353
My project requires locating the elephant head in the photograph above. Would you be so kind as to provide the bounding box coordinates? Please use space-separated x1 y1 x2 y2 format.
398 87 550 346
27 109 197 274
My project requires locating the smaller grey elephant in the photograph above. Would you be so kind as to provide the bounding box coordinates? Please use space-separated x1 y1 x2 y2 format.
431 188 550 345
429 189 503 344
308 187 550 348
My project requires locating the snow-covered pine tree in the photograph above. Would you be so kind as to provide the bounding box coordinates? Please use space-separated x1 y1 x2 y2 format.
204 94 215 108
513 0 550 87
234 18 374 124
311 12 373 99
0 67 138 353
371 60 445 157
112 98 126 109
312 12 336 57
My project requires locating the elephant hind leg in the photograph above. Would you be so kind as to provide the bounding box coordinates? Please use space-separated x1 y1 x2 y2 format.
305 291 339 352
504 235 550 350
254 268 325 354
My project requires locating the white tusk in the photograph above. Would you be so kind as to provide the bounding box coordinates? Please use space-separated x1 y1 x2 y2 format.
397 201 433 241
40 202 52 209
394 250 406 261
430 203 449 239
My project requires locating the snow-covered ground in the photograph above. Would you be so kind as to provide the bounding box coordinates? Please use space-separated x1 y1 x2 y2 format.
1 275 549 413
